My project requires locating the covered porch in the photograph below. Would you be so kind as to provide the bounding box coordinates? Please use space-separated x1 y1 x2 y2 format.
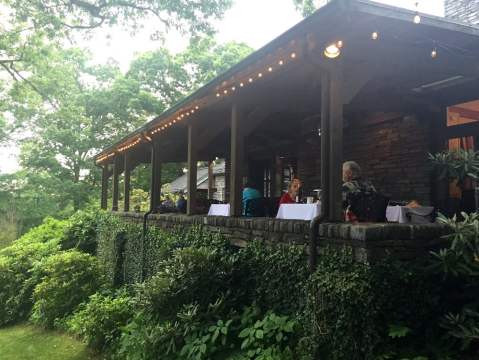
94 0 479 259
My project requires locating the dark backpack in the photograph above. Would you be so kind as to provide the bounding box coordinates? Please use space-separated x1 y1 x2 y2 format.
346 191 389 222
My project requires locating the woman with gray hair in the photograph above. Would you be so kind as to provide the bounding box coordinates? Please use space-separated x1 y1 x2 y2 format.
342 161 376 196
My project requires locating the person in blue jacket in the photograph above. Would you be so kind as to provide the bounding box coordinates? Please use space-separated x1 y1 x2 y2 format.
242 181 262 216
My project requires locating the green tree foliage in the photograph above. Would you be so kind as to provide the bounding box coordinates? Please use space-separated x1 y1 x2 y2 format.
292 0 319 17
0 36 252 231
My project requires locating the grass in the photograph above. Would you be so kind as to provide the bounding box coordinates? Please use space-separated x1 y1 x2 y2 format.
0 324 99 360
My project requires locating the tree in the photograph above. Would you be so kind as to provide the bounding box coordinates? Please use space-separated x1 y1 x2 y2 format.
0 0 233 99
1 36 252 226
292 0 320 17
3 0 232 35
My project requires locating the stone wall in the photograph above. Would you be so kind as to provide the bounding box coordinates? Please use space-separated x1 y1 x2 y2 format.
298 113 432 203
118 212 449 263
445 0 479 25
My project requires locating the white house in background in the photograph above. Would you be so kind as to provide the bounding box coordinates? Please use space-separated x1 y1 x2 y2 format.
169 160 226 202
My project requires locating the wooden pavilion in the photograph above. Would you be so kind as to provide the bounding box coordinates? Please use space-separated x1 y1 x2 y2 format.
94 0 479 225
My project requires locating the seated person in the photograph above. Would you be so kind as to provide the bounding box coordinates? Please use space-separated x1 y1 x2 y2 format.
342 161 379 222
279 178 302 205
342 161 376 200
161 195 175 208
176 193 187 213
242 181 262 216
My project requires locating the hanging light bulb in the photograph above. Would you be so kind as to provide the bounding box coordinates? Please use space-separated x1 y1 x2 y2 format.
431 47 437 58
336 40 343 48
413 2 421 24
324 43 341 59
371 31 379 40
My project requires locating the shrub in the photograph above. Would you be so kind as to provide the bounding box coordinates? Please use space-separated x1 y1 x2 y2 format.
96 213 130 287
116 312 180 360
238 309 298 360
60 210 102 255
31 250 106 328
0 219 63 326
11 217 69 246
304 248 440 360
138 246 237 319
238 242 309 315
432 213 479 355
67 288 135 352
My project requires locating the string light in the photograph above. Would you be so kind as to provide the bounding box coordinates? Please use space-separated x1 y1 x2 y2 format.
336 40 343 48
371 31 379 40
118 138 141 152
431 47 437 58
97 45 301 161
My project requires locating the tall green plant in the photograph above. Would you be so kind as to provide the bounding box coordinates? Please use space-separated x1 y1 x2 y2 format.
429 149 479 188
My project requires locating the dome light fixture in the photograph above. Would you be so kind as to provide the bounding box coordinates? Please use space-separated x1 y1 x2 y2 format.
324 42 341 59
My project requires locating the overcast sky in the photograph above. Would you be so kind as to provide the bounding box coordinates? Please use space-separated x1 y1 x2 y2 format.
0 0 445 174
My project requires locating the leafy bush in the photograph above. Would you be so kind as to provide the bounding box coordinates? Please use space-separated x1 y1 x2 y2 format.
60 210 102 255
10 217 69 246
31 250 106 328
304 248 441 360
0 218 64 326
96 213 130 287
238 242 309 315
238 310 298 360
431 213 479 355
67 288 134 352
138 246 237 318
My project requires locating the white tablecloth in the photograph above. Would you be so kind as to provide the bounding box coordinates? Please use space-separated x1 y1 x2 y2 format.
208 204 230 216
386 205 434 224
276 203 321 221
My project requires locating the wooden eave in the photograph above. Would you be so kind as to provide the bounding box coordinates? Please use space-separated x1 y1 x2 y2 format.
94 0 479 165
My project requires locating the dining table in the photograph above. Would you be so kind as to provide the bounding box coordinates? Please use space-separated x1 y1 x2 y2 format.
276 202 321 221
386 205 434 224
207 203 231 217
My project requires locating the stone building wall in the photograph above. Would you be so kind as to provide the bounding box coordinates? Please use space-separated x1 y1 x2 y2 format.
298 113 432 204
445 0 479 25
119 212 449 263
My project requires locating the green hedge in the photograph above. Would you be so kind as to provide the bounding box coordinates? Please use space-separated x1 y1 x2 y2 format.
304 249 442 359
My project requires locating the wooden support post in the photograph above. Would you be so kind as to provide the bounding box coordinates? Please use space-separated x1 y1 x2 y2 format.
320 71 331 220
150 141 162 213
124 153 131 212
112 156 120 211
328 67 343 221
187 124 198 215
230 103 245 217
207 160 214 199
101 165 109 210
